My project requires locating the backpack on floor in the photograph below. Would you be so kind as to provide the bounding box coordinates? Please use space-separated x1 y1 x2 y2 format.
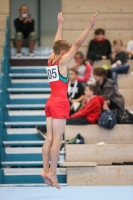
114 109 133 124
98 110 116 129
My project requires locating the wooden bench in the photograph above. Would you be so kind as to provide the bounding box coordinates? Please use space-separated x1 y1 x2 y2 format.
118 74 133 89
65 144 133 164
67 166 133 186
119 89 133 106
64 125 133 186
60 162 97 167
65 125 133 144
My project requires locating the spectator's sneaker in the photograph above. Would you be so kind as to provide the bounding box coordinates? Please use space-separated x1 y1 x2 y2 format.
29 52 35 57
16 53 22 57
66 133 84 144
36 126 47 139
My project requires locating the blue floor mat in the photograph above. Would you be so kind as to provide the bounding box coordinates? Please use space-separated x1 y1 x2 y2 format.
0 186 133 200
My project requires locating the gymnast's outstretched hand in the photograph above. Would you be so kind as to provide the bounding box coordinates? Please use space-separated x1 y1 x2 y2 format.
58 12 64 27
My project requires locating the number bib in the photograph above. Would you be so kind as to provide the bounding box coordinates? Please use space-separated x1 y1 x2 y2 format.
46 65 59 82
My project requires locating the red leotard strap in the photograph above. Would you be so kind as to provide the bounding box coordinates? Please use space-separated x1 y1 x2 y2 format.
48 59 60 66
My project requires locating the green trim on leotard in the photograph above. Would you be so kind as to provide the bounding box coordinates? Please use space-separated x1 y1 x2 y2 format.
59 70 69 84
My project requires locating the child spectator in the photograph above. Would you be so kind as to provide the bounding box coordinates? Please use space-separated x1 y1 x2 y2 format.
110 39 130 85
67 84 105 125
73 51 95 86
94 67 125 110
126 40 133 59
68 69 84 115
87 28 111 62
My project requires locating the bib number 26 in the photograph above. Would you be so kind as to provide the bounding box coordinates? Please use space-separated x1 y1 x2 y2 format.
46 66 59 82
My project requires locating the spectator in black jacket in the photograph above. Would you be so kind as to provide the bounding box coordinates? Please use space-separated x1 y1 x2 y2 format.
110 39 130 85
14 5 37 57
87 28 111 62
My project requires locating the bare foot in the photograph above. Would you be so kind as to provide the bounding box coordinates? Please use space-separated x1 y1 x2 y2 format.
41 171 53 187
46 172 60 189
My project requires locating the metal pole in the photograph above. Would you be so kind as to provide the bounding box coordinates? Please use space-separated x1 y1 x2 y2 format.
37 0 41 46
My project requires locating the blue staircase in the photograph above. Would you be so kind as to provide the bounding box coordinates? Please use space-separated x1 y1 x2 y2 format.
0 17 66 185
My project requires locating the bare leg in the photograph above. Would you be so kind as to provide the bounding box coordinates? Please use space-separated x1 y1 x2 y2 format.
29 40 36 52
46 119 66 189
41 117 53 186
15 40 22 53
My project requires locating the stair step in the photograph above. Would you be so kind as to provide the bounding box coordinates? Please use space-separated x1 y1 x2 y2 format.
6 104 45 109
2 147 65 162
3 140 65 146
1 168 66 184
9 94 49 104
4 121 46 127
2 167 66 173
10 83 49 88
6 110 46 122
10 66 47 74
3 140 44 146
8 110 45 115
3 147 65 154
11 79 49 83
10 79 49 88
11 57 48 66
1 161 64 167
9 93 49 99
6 127 39 134
5 128 43 141
11 56 49 59
8 88 51 93
9 73 47 78
60 162 97 167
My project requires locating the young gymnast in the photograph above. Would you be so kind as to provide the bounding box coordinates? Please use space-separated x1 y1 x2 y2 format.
41 12 98 189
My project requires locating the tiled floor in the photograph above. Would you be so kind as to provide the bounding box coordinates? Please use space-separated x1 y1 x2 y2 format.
0 186 133 200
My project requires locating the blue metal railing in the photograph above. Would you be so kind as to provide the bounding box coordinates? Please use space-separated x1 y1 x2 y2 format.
0 16 10 173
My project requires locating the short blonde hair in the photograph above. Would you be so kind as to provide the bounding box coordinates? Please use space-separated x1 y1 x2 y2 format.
53 40 72 55
113 39 123 46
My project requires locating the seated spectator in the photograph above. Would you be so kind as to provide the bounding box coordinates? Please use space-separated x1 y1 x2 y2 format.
14 5 37 57
87 28 111 62
73 51 95 86
67 84 105 125
110 39 130 85
68 69 85 115
94 67 125 110
126 40 133 59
